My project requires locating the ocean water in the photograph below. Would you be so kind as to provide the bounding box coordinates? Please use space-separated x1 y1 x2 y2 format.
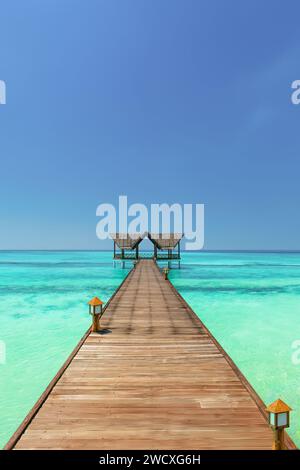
0 251 129 448
0 251 300 448
170 252 300 447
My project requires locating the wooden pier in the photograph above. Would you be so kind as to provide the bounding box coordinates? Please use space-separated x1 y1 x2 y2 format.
5 260 295 450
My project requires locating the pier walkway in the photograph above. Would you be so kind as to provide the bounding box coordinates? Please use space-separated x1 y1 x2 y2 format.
5 260 294 449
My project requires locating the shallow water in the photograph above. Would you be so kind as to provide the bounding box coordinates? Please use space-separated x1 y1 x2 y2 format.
170 252 300 447
0 251 128 448
0 251 299 448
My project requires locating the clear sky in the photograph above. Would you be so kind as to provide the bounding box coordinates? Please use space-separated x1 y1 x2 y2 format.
0 0 300 250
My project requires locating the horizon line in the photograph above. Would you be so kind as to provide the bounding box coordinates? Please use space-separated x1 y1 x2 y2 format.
1 249 300 253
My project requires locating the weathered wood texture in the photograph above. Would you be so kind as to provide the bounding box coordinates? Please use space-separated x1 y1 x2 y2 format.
8 260 295 449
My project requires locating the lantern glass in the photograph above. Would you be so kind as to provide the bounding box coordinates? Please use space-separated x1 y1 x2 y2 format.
277 412 288 427
269 412 275 426
89 305 94 315
95 305 102 314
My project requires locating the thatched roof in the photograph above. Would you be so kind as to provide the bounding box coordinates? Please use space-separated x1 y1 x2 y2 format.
148 233 183 250
111 232 184 250
110 233 145 250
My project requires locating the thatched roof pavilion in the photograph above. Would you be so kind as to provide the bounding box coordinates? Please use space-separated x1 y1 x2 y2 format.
111 232 184 264
148 233 183 250
110 233 145 250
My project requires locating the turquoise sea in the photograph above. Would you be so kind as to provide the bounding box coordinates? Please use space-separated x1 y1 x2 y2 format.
0 251 300 448
0 251 129 448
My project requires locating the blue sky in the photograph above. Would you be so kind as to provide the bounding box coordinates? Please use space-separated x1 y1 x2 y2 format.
0 0 300 250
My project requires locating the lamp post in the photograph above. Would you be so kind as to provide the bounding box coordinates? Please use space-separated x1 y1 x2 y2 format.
163 267 169 280
266 399 292 450
88 297 104 332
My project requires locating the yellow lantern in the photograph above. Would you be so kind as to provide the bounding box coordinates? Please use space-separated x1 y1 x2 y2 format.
266 399 292 450
88 297 104 332
163 267 169 280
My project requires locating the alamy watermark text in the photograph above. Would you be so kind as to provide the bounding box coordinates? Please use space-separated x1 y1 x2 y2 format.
96 196 204 250
0 80 6 104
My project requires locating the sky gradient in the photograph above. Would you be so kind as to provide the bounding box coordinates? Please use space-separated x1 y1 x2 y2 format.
0 0 300 250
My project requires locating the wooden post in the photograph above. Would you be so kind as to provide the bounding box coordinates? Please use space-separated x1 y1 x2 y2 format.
91 314 99 332
136 245 139 260
272 429 285 450
113 241 116 259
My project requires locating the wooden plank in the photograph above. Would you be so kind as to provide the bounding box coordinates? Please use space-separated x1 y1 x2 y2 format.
4 260 296 450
